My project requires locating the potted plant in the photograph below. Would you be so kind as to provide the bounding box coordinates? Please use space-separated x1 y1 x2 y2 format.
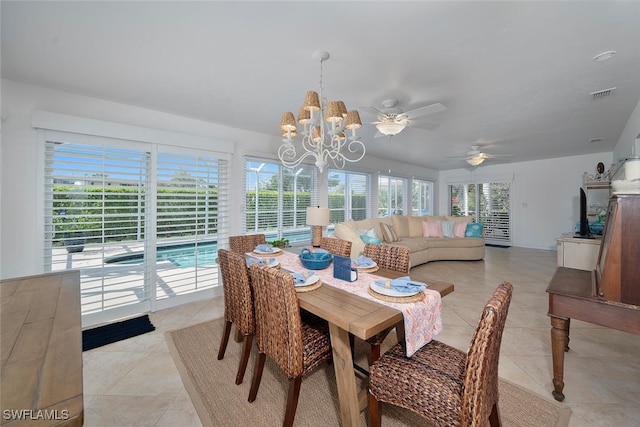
63 230 86 253
267 238 290 249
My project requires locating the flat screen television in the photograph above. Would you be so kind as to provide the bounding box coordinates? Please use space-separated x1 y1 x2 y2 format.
575 187 595 239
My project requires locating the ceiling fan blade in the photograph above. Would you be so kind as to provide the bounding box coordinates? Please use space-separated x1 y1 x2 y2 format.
401 103 447 120
358 105 386 117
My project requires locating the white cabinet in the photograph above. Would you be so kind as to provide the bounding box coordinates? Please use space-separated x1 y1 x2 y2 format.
556 235 601 271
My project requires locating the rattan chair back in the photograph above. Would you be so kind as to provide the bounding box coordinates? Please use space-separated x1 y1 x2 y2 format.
249 263 305 377
368 281 513 427
364 243 410 273
229 234 266 255
319 237 352 258
217 248 254 335
461 281 513 425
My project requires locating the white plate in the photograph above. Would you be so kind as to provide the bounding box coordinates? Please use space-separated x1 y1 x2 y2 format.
253 247 282 255
294 274 320 287
354 261 377 269
370 281 425 297
245 255 279 268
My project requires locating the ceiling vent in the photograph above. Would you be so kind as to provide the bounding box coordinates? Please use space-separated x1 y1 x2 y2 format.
590 87 616 100
589 137 604 143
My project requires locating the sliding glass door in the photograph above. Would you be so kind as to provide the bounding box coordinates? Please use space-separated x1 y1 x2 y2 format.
449 181 511 245
43 132 229 326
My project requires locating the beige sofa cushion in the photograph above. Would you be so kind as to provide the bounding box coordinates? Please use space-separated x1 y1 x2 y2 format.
406 216 424 237
391 215 410 237
333 220 364 258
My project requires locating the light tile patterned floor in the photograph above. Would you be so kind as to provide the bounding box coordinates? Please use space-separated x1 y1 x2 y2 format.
83 246 640 426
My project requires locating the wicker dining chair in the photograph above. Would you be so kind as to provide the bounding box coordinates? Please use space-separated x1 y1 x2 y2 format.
368 281 514 427
363 243 411 275
319 237 352 257
362 243 411 365
229 234 266 255
216 248 255 385
247 263 332 427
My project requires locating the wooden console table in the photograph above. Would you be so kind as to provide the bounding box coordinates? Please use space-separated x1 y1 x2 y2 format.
546 267 640 402
1 270 83 426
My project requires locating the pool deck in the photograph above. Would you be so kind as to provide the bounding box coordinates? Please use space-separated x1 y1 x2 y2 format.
51 242 219 316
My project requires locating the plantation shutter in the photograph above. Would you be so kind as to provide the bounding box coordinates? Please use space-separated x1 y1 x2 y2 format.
243 158 316 244
155 148 229 299
448 180 511 245
328 170 370 224
44 137 152 315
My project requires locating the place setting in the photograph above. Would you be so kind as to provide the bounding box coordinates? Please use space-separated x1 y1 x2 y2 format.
368 276 428 303
351 255 378 273
244 254 279 269
250 243 284 257
279 269 322 292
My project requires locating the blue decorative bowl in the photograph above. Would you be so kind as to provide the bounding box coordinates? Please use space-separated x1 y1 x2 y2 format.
299 249 333 270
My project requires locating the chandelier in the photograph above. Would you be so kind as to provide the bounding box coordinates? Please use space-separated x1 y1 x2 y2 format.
278 51 365 173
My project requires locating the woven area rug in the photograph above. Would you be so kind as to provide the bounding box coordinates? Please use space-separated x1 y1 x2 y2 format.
166 318 571 427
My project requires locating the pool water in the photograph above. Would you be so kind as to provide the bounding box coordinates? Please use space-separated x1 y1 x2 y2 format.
105 242 218 268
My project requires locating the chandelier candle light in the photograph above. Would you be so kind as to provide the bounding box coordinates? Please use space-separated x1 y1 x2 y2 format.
278 51 365 173
306 206 330 247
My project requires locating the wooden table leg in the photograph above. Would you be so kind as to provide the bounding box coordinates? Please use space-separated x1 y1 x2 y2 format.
328 323 361 427
550 315 569 401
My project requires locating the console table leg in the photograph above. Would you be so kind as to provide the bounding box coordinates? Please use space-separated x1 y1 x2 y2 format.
550 316 568 401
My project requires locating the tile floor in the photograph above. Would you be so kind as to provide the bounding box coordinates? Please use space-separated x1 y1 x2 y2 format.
83 246 640 426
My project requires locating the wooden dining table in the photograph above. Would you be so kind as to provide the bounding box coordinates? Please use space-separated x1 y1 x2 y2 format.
273 250 454 427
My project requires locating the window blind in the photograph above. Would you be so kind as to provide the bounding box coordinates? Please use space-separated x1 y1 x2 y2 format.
244 158 316 244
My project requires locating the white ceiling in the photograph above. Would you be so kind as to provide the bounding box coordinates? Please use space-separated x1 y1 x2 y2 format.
2 1 640 170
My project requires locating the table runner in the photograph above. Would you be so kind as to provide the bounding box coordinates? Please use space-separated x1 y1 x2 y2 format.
276 250 442 357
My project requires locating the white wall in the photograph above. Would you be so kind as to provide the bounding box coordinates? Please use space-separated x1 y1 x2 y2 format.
438 152 614 250
613 98 640 162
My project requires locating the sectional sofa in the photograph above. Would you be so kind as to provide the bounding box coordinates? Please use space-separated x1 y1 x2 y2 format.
332 214 485 268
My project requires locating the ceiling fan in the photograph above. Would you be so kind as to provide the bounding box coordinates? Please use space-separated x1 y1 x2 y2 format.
446 145 512 167
360 99 447 137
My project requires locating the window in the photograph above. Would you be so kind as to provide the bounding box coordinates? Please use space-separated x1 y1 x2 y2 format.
411 179 434 216
449 181 511 245
378 175 406 217
43 133 229 325
328 170 371 224
244 159 316 244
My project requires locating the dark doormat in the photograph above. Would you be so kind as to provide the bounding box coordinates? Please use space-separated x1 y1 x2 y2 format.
485 243 511 248
83 314 155 351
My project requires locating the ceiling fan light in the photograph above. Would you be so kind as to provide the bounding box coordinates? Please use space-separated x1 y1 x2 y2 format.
303 91 320 112
280 112 297 132
345 110 362 130
466 156 485 166
376 121 405 136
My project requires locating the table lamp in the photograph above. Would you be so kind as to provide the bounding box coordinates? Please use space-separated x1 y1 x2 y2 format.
306 206 330 247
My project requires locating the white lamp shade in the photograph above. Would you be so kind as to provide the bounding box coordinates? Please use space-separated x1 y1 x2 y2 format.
376 121 406 136
306 206 330 226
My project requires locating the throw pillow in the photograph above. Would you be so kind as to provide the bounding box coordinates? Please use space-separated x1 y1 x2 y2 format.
391 215 410 237
407 216 424 237
380 222 399 242
465 222 484 238
359 228 382 245
422 220 443 238
453 221 467 238
440 221 455 238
